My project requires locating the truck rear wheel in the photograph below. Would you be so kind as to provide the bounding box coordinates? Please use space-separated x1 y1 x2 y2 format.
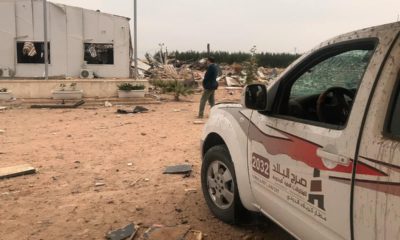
201 145 246 224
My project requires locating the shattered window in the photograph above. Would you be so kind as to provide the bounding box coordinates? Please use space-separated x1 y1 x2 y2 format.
17 41 50 64
280 43 376 126
84 43 114 65
291 49 373 98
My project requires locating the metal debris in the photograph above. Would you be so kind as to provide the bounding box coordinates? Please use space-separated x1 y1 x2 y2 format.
106 223 137 240
163 164 192 175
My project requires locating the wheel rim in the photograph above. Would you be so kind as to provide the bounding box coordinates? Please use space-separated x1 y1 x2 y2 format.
206 160 234 209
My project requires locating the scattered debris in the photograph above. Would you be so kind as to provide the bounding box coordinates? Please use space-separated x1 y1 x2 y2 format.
105 101 113 107
30 100 85 109
135 207 144 212
142 225 191 240
163 164 192 175
193 120 204 124
0 106 8 111
127 163 133 166
0 129 5 135
117 109 131 114
184 188 197 193
129 178 142 186
95 182 106 187
116 109 133 114
174 207 183 213
0 164 36 180
133 106 149 113
106 223 138 240
186 230 203 240
116 106 149 114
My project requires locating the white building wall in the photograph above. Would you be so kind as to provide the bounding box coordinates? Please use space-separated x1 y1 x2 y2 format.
48 3 67 76
0 1 16 71
66 6 84 77
0 0 131 78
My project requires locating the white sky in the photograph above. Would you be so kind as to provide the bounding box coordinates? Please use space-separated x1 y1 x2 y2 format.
50 0 400 56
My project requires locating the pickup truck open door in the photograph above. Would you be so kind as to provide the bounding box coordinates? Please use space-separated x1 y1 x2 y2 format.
354 32 400 240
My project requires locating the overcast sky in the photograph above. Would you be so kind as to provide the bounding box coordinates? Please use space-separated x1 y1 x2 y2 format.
50 0 400 56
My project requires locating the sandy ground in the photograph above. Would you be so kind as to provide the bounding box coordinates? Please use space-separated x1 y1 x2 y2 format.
0 89 293 240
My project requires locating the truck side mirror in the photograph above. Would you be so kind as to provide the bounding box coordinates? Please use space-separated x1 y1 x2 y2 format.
243 84 268 111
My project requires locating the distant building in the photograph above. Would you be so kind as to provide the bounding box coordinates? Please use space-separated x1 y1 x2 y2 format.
0 0 132 78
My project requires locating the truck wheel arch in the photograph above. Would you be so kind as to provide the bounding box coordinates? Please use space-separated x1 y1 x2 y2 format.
202 132 226 159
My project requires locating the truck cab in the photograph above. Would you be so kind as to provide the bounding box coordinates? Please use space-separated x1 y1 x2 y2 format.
200 22 400 240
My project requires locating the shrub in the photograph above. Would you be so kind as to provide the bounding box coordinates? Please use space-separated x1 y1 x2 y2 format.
118 83 145 91
243 46 258 84
57 83 78 91
150 79 194 101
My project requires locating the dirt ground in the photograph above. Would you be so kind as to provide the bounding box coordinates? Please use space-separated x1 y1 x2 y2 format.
0 89 294 240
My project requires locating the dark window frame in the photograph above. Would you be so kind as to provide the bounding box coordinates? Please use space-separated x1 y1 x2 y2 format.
16 41 51 64
383 69 400 140
263 38 378 130
84 43 114 65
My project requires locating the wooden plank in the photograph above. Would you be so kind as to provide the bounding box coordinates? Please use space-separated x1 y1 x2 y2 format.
0 164 36 180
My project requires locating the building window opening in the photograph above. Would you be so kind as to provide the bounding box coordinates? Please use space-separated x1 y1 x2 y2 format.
17 41 50 64
84 43 114 64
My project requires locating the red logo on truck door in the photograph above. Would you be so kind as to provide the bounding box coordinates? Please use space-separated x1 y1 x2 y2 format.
248 123 386 177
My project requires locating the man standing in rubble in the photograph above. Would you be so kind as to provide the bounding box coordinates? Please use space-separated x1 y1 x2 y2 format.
198 57 219 118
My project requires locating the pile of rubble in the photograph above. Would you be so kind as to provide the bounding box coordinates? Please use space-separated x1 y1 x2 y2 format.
132 55 284 88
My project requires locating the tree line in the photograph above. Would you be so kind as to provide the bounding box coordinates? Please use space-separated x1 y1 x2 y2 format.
170 50 301 68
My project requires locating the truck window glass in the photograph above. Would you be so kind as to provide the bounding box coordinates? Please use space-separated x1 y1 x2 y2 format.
84 43 114 65
291 50 372 98
16 41 50 64
388 85 400 136
283 47 373 126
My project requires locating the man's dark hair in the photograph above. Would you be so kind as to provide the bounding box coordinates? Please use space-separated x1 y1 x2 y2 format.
207 57 215 63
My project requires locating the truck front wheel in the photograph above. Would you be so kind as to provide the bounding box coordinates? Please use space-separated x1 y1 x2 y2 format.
201 145 246 224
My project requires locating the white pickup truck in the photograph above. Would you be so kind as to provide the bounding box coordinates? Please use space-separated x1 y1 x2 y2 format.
200 22 400 240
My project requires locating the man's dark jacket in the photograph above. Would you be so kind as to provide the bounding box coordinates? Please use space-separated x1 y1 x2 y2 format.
203 63 219 90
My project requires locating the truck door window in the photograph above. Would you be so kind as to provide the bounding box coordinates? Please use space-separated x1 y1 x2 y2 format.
280 46 374 126
387 76 400 137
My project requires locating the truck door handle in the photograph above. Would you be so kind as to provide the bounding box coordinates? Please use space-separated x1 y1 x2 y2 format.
317 148 350 166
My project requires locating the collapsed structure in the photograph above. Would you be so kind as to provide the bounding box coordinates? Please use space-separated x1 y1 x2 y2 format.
137 54 283 87
0 0 132 78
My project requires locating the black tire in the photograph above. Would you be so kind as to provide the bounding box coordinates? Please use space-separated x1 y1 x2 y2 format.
201 145 246 224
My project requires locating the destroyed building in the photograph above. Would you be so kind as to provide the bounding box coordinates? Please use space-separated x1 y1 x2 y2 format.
0 0 132 78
